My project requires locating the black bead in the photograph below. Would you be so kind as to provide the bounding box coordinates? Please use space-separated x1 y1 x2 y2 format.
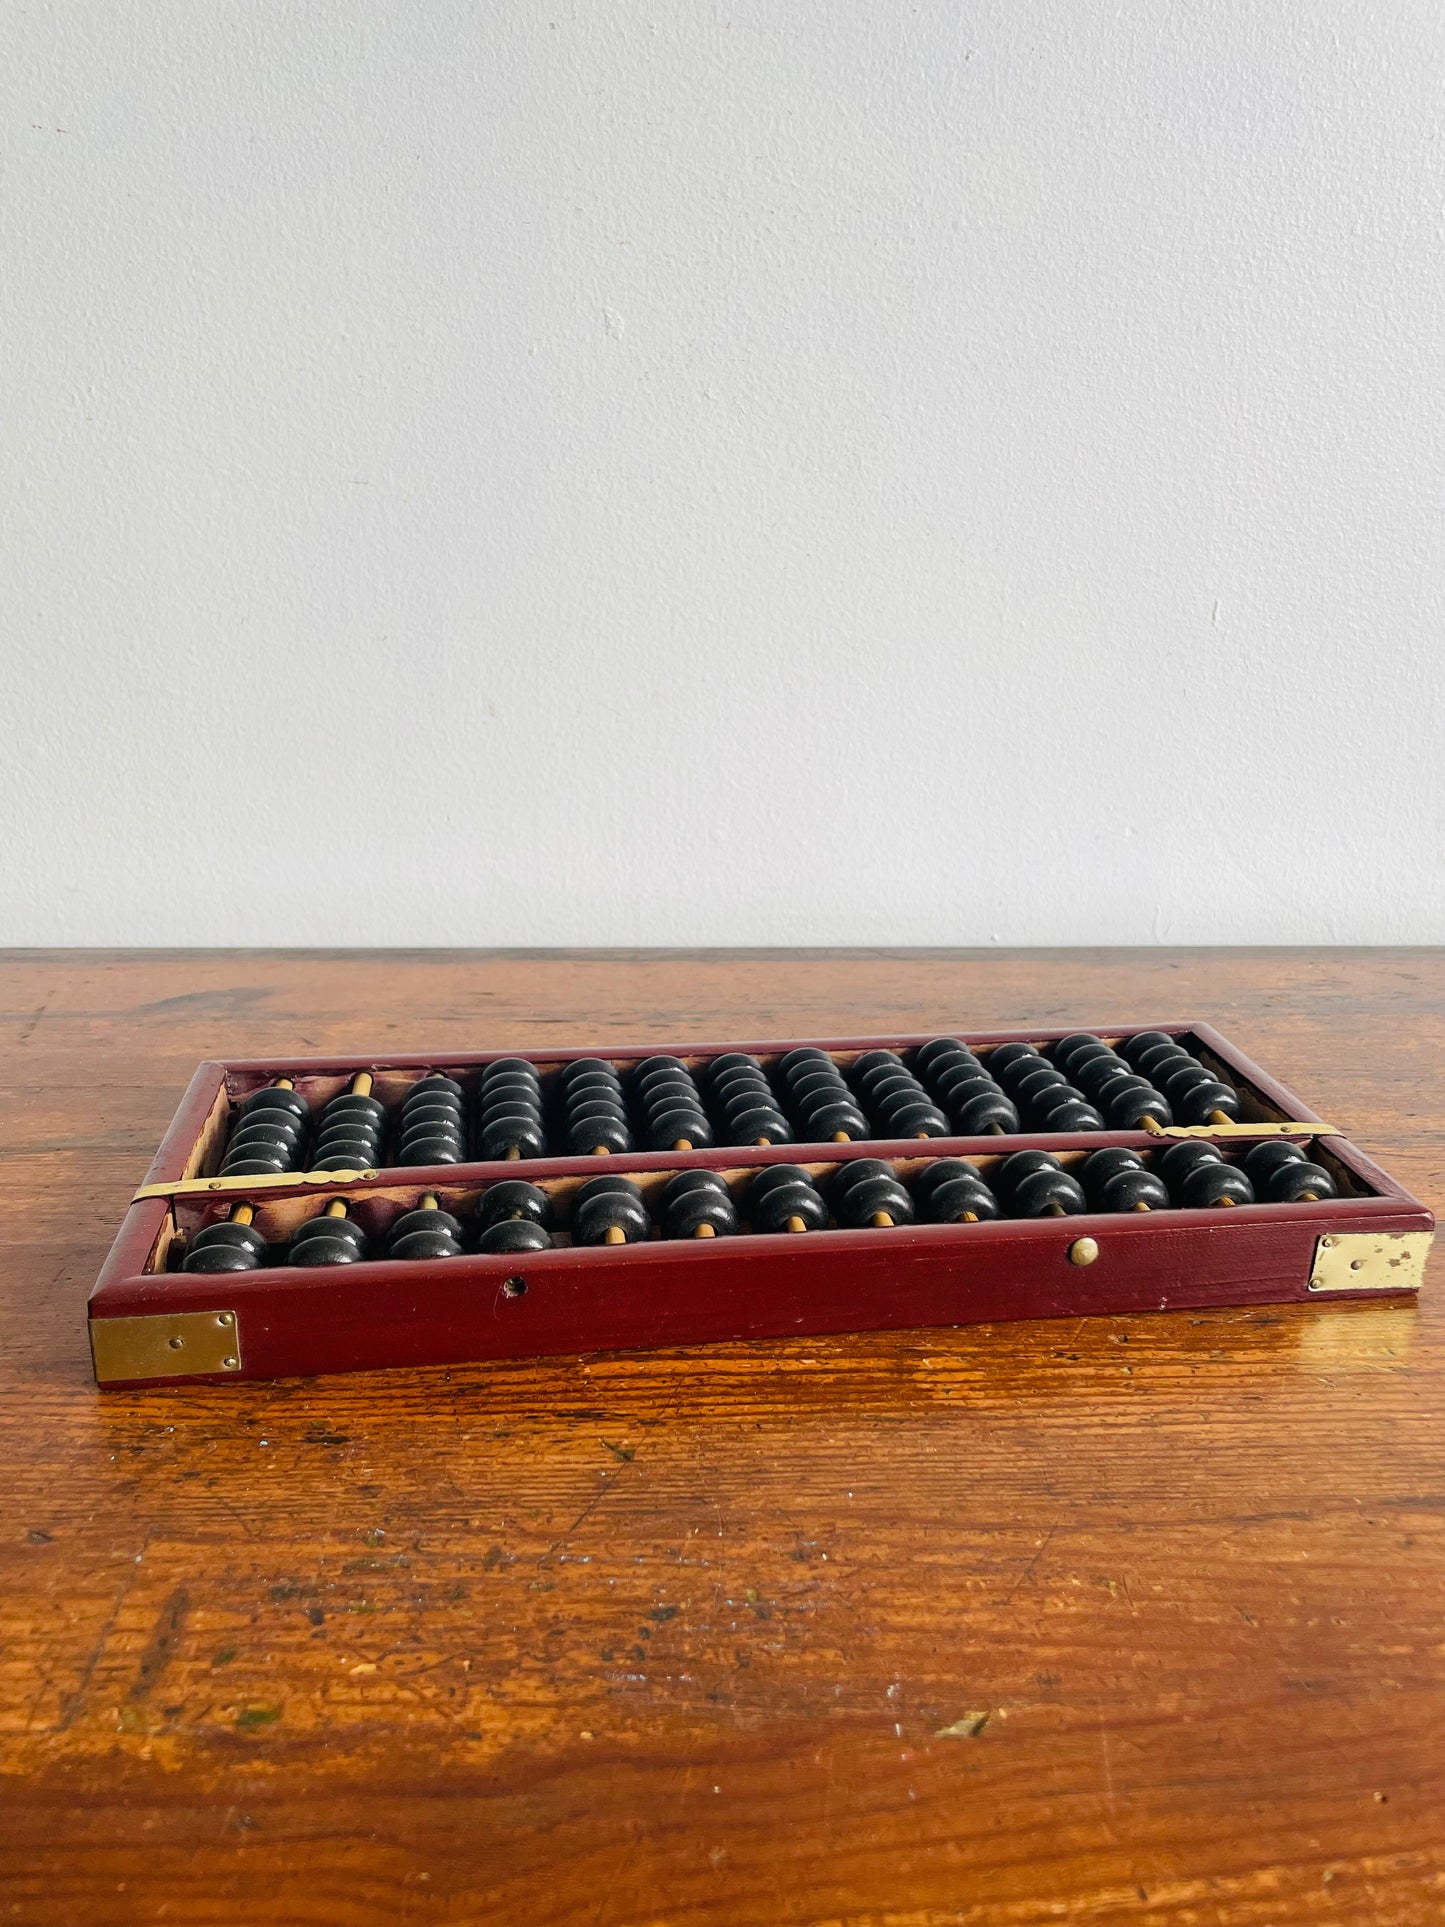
182 1219 267 1272
1054 1034 1107 1073
1034 1093 1105 1133
571 1177 650 1245
1242 1141 1304 1182
480 1114 547 1160
1265 1159 1335 1202
779 1047 835 1078
831 1160 914 1228
1176 1162 1254 1208
411 1073 465 1103
746 1165 828 1233
289 1216 368 1266
1172 1080 1241 1126
387 1207 466 1260
1099 1167 1170 1212
478 1217 553 1254
949 1090 1020 1134
1011 1167 1087 1217
567 1115 632 1156
988 1041 1043 1081
477 1181 553 1229
1120 1031 1177 1067
1102 1085 1172 1131
660 1170 738 1239
913 1159 998 1224
1157 1140 1222 1184
798 1097 868 1140
222 1151 295 1177
240 1084 310 1123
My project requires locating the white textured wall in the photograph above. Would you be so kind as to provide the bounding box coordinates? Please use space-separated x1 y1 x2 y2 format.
3 2 1443 946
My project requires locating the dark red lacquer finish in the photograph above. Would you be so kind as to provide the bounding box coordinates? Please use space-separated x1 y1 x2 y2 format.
89 1021 1433 1386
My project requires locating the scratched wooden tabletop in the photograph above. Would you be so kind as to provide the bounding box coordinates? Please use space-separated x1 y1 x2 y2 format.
0 949 1441 1927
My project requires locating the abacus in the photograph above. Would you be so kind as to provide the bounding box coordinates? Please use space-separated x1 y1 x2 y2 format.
88 1022 1432 1387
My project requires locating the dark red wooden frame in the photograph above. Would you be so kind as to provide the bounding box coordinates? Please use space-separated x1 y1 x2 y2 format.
89 1022 1433 1387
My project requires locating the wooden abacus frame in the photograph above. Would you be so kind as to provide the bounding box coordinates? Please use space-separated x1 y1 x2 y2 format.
87 1021 1433 1388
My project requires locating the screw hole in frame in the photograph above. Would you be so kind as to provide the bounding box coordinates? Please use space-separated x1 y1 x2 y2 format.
503 1277 527 1299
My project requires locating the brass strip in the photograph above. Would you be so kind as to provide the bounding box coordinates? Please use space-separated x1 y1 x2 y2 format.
133 1168 381 1203
1308 1230 1431 1294
1141 1120 1340 1141
91 1309 242 1384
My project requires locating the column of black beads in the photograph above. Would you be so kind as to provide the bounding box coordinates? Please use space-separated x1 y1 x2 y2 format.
570 1173 649 1243
474 1180 555 1253
395 1074 467 1166
1119 1033 1241 1127
1050 1035 1172 1131
386 1191 466 1258
560 1060 632 1157
475 1059 547 1162
987 1044 1104 1133
289 1198 368 1265
1157 1142 1253 1208
776 1049 868 1142
745 1165 828 1233
848 1052 950 1140
912 1158 999 1223
708 1054 792 1146
994 1149 1088 1216
913 1039 1020 1135
309 1073 386 1171
1241 1141 1336 1202
633 1057 713 1152
831 1158 916 1228
221 1080 309 1178
659 1170 737 1238
1079 1146 1169 1212
182 1203 267 1272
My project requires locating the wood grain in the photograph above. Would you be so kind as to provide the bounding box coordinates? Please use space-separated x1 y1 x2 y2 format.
1 949 1442 1927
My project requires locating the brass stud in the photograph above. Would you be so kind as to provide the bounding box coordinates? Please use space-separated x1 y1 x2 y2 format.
222 1356 240 1370
1068 1236 1100 1267
216 1313 234 1327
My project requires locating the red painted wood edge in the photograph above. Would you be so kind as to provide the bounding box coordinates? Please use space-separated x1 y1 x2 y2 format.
88 1022 1434 1386
89 1200 1430 1388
